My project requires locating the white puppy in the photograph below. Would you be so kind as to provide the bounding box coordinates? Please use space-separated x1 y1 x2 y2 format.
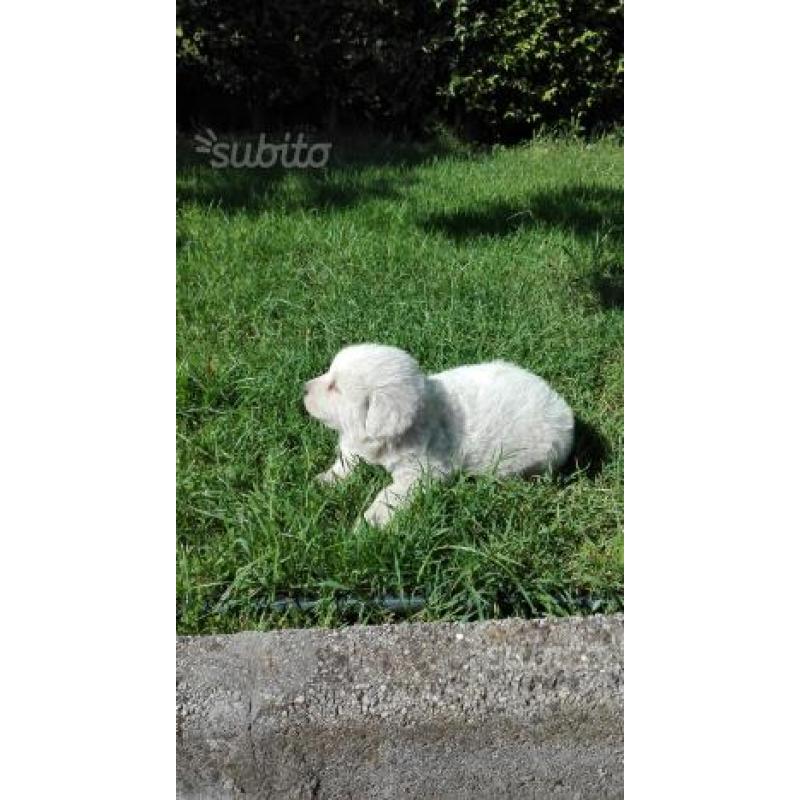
303 344 574 527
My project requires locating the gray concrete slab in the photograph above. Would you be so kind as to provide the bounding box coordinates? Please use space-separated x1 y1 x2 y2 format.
177 614 623 799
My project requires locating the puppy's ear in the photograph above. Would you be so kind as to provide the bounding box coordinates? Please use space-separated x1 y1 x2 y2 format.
365 382 422 440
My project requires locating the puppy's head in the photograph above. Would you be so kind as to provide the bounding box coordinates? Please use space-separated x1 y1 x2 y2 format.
303 344 425 441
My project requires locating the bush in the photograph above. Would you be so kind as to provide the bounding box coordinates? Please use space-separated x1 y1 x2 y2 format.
176 0 623 141
444 0 623 139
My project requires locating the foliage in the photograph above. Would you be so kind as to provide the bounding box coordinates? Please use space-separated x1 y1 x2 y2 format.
444 0 623 138
177 0 451 133
177 1 623 140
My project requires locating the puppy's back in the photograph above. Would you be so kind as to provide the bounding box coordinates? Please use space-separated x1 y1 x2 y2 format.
431 361 573 476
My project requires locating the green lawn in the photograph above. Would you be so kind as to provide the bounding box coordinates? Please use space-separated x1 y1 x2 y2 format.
177 135 623 634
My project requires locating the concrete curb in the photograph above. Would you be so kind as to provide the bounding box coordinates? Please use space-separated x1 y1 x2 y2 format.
177 614 623 799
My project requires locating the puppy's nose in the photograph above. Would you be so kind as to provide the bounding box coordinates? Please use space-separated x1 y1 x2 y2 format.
302 381 311 397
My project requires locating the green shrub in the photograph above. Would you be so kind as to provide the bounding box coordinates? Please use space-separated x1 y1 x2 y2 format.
176 0 623 140
444 0 623 139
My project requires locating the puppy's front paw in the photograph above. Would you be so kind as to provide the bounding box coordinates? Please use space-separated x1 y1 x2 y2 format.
364 499 393 528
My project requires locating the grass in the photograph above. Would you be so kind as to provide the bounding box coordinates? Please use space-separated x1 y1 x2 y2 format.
177 133 623 634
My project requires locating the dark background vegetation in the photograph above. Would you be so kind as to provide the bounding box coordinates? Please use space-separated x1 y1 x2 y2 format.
177 0 623 142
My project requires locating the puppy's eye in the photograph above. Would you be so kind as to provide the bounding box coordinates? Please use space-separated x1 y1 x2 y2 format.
327 380 338 392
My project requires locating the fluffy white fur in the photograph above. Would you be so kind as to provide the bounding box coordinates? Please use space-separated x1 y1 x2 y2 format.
303 344 574 527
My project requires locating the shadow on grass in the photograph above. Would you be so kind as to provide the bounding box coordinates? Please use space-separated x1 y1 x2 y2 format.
419 185 623 244
176 134 464 214
420 185 623 310
590 259 624 310
178 167 410 213
562 417 612 480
